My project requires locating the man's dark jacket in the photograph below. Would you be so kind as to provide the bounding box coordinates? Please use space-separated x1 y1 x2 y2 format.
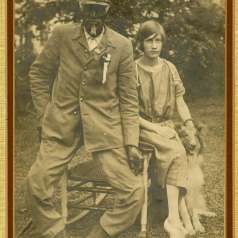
29 23 139 151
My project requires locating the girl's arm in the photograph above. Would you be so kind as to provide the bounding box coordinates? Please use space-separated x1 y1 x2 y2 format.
176 96 195 129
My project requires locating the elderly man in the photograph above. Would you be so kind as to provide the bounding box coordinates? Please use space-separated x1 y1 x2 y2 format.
26 0 144 237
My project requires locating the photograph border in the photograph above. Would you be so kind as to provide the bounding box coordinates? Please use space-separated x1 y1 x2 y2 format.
0 0 236 237
226 0 234 238
0 1 7 238
234 0 238 237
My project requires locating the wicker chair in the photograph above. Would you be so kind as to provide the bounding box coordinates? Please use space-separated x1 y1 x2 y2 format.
17 146 154 238
60 145 154 237
61 150 115 225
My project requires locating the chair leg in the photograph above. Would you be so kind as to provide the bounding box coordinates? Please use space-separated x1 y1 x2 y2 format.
139 155 150 238
61 170 68 224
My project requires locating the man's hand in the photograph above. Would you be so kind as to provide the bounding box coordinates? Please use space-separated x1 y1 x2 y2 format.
126 146 144 176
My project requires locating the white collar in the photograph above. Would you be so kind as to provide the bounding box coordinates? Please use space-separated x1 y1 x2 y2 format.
84 27 105 51
84 27 105 41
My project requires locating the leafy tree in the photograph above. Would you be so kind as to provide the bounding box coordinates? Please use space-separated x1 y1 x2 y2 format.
15 0 224 113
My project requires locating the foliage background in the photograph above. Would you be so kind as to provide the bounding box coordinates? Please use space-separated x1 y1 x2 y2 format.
15 0 225 114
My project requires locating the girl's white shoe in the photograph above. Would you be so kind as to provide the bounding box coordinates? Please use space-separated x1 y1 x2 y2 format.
164 219 187 238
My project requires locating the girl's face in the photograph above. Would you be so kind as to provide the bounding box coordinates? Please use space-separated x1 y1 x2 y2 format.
143 34 163 59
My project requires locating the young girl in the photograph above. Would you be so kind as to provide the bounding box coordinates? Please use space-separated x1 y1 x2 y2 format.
136 20 197 238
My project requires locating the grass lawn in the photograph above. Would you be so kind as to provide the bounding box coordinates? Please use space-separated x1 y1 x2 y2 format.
15 97 224 238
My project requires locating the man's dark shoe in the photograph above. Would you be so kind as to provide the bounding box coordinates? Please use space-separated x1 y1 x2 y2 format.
86 223 110 238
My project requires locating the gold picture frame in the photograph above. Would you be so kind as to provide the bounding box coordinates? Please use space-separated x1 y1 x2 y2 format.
1 0 237 237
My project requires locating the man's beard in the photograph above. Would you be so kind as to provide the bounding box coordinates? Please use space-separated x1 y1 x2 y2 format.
83 19 105 37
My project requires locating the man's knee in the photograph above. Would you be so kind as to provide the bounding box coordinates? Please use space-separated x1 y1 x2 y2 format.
26 163 47 198
119 177 145 207
26 167 38 193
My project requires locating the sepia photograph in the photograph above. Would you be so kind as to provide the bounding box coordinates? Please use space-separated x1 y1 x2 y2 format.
14 0 226 237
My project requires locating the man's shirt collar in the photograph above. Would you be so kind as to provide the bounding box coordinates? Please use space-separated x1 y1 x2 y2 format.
84 27 105 51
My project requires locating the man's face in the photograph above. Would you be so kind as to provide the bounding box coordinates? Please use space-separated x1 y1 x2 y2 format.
81 2 110 37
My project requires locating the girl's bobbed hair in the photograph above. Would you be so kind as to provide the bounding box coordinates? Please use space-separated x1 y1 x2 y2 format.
136 20 166 52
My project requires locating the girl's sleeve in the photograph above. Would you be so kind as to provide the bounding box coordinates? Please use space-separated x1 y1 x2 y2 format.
167 61 186 97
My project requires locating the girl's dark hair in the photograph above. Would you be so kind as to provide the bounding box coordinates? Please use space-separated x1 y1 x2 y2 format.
136 20 166 52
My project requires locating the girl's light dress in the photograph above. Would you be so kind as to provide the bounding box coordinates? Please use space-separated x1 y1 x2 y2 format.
136 58 188 190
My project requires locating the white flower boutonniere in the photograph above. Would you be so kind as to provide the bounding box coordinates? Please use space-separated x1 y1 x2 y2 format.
102 53 111 84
